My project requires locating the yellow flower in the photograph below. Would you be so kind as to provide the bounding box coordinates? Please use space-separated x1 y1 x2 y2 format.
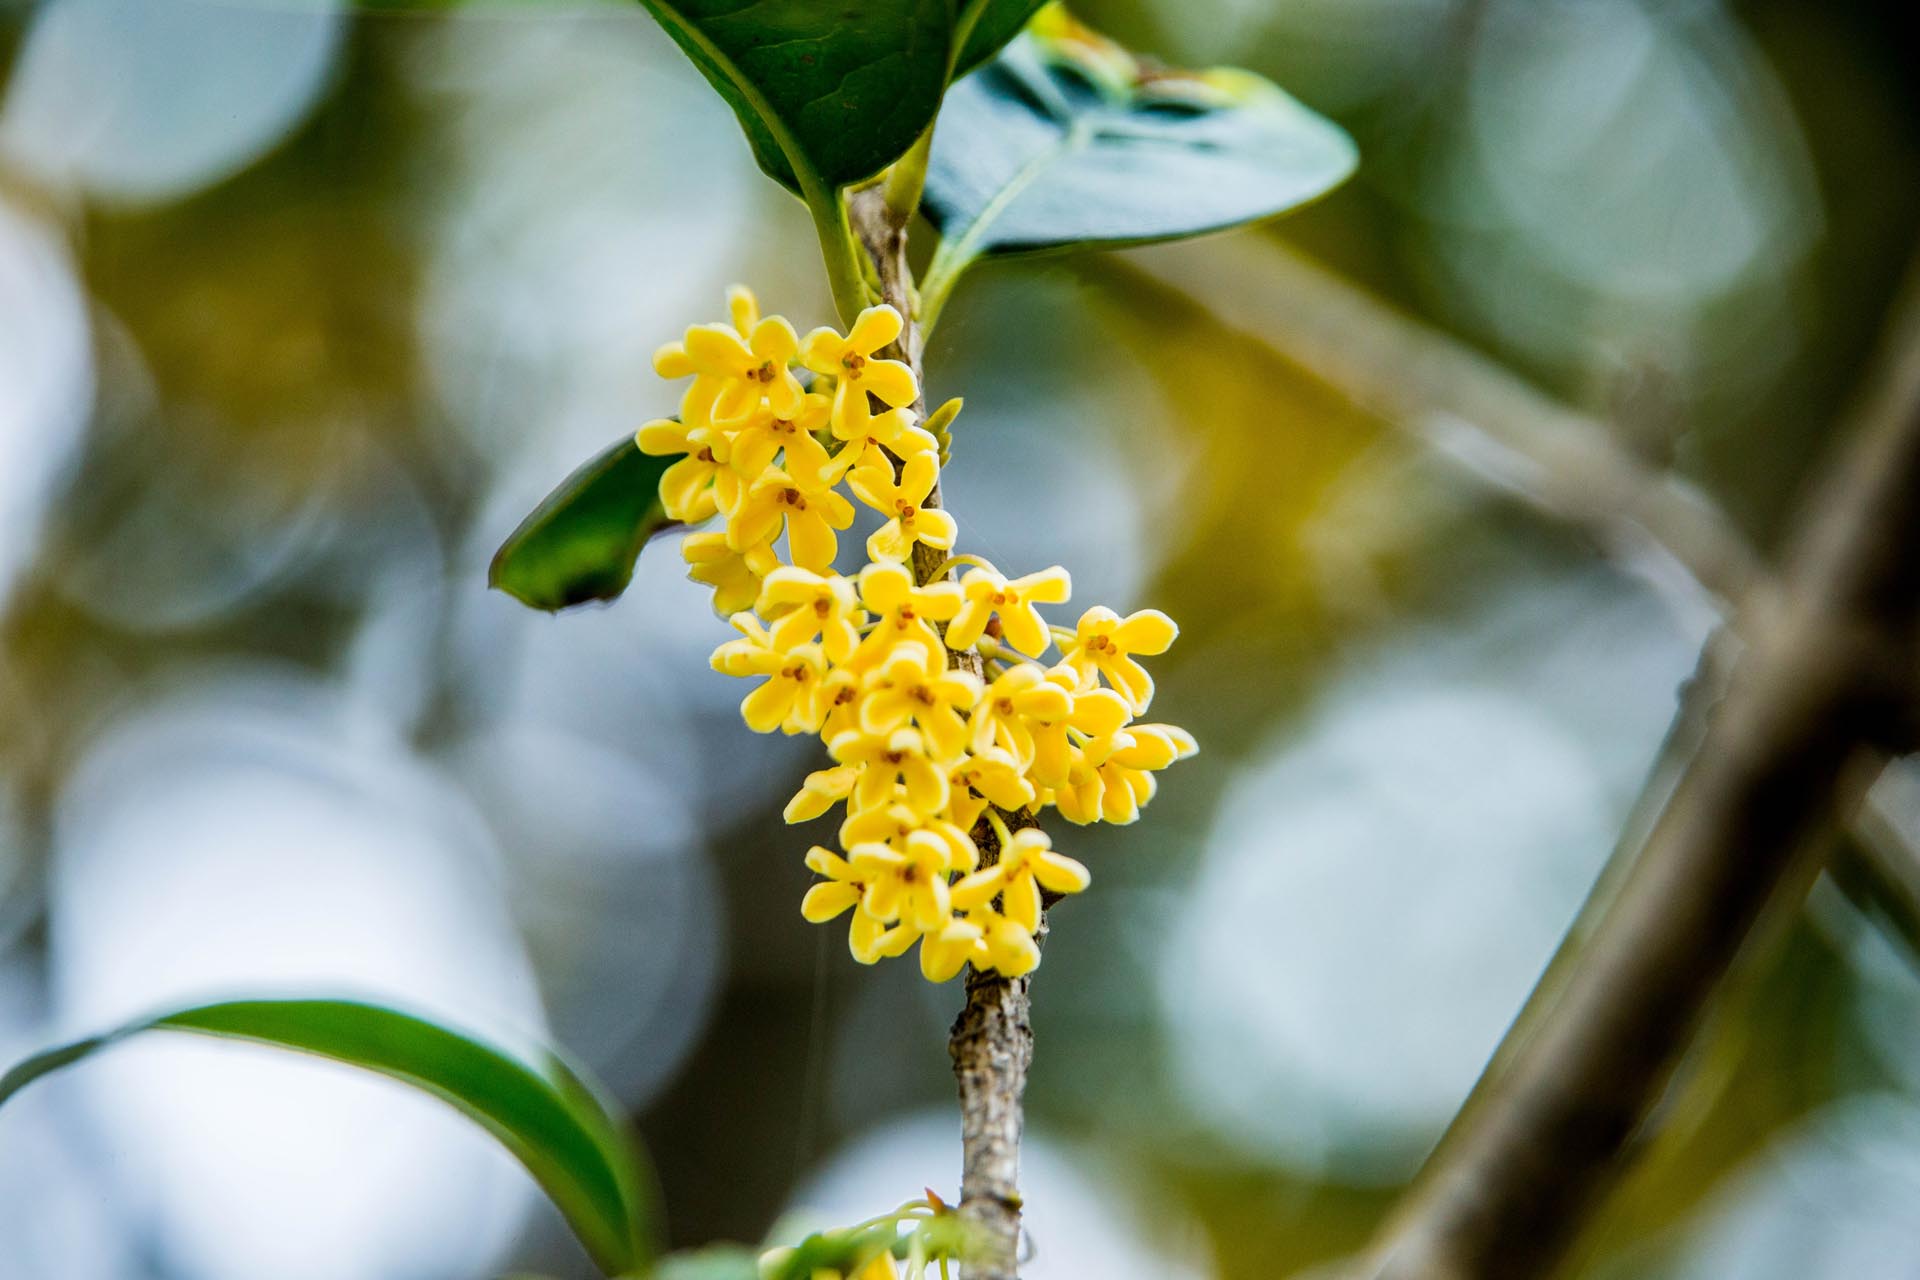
1080 723 1201 824
958 902 1041 978
857 828 957 932
729 391 833 480
756 566 863 664
841 802 978 876
724 282 763 336
848 452 958 565
858 648 983 762
820 406 939 487
849 907 920 964
650 342 734 435
709 611 781 676
953 746 1036 814
1112 723 1199 770
680 312 806 424
813 666 864 739
800 846 918 964
683 532 780 616
1028 681 1130 790
637 418 738 522
784 764 858 823
946 566 1071 656
728 466 856 573
800 844 866 923
738 642 829 735
849 562 960 670
969 662 1073 770
952 827 1089 931
1059 606 1178 713
919 917 985 983
829 726 950 816
799 305 918 434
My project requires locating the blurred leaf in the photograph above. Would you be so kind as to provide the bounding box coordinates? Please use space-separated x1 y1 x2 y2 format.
0 999 657 1278
633 0 953 196
653 1245 764 1280
953 0 1048 79
923 9 1356 285
490 435 674 612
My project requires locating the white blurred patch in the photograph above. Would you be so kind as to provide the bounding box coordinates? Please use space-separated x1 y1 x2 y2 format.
0 0 346 205
1160 569 1698 1181
449 724 722 1107
0 967 144 1280
411 11 758 465
1627 1096 1920 1280
0 203 92 610
788 1111 1213 1280
41 668 545 1280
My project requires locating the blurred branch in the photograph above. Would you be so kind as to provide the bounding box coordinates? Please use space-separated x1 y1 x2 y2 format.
1118 237 1766 610
849 182 1030 1280
1113 234 1920 1274
1353 253 1920 1277
1115 234 1920 960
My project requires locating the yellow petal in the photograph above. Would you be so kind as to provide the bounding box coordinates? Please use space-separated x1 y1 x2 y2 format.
801 882 860 922
798 325 846 375
786 509 838 572
1114 608 1178 655
652 342 694 379
846 304 903 355
635 418 690 455
1032 850 1091 895
683 323 753 374
866 519 913 565
1015 566 1072 604
998 603 1051 658
861 358 918 408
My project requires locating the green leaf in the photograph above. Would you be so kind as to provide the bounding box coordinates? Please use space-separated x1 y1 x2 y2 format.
654 1245 764 1280
921 9 1357 307
952 0 1048 79
0 999 658 1278
633 0 954 197
489 434 675 612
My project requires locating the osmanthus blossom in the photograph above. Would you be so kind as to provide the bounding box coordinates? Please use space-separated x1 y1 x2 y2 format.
946 565 1072 656
849 450 957 565
800 303 918 434
640 286 1195 979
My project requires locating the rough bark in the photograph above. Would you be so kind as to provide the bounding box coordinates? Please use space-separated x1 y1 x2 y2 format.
849 184 1030 1279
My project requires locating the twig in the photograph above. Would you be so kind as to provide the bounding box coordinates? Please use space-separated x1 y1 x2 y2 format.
848 183 1030 1280
1355 253 1920 1277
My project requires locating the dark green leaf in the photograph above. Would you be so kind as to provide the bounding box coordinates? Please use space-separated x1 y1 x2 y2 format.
923 11 1356 270
489 434 674 612
0 999 658 1278
633 0 953 196
952 0 1047 79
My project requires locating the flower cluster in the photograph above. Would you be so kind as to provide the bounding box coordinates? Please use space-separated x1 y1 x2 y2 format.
639 287 1195 981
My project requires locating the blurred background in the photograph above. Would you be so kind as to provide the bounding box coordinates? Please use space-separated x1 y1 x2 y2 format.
0 1 1916 1277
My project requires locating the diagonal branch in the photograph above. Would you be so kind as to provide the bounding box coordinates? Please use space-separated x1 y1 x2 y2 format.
1117 233 1920 1275
1352 255 1920 1277
1115 234 1920 953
